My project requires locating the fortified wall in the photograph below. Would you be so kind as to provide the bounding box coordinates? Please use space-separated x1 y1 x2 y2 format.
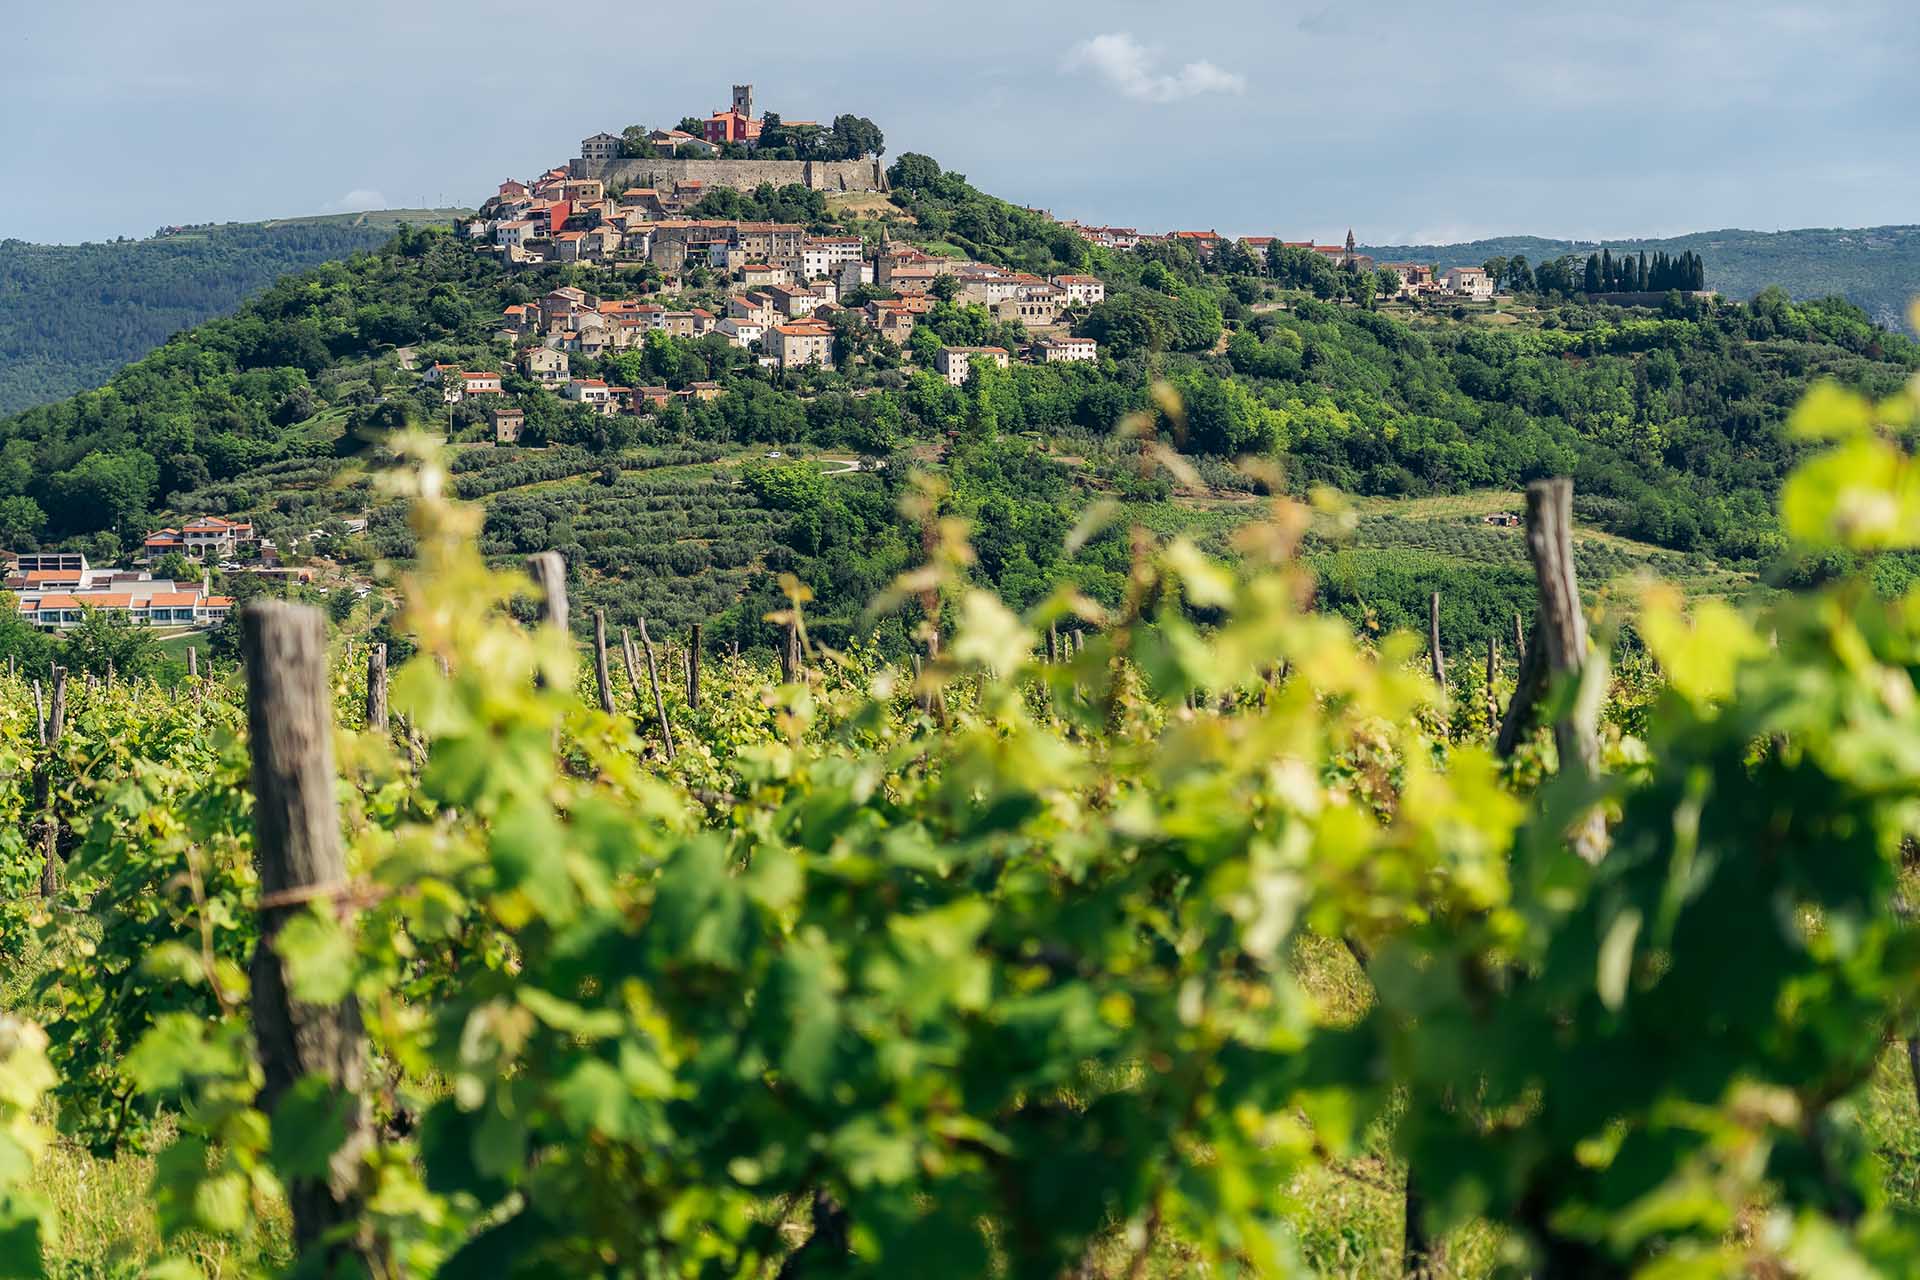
570 156 886 194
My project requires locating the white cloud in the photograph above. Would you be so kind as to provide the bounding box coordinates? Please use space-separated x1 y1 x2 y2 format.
1063 32 1246 104
324 188 388 213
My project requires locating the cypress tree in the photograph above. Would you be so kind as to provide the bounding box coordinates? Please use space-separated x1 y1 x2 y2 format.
1637 250 1649 291
1584 254 1601 294
1601 248 1615 291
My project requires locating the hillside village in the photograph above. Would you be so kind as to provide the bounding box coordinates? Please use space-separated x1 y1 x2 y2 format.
0 95 1689 642
439 84 1507 442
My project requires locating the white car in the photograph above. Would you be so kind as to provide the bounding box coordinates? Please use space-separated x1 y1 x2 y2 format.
764 451 783 459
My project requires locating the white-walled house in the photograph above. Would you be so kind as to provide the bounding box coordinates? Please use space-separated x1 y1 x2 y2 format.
1443 267 1494 300
935 346 1010 387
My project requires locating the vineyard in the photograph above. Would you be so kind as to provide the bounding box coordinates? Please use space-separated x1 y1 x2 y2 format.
4 374 1920 1278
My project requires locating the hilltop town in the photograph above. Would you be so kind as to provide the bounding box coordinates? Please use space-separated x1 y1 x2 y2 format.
0 95 1759 649
440 83 1530 441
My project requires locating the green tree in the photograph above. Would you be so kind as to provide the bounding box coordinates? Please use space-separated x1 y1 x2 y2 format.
887 153 943 191
154 551 198 583
0 604 54 672
59 606 160 679
0 495 46 548
50 451 159 537
830 114 885 160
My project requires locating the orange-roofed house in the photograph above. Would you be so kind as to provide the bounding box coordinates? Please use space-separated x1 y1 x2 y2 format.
767 322 834 371
180 516 257 560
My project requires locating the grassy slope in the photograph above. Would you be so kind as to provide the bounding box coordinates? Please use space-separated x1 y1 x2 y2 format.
0 210 469 415
1360 226 1920 332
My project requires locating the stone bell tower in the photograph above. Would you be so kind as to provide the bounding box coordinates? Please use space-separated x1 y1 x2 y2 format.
732 84 754 120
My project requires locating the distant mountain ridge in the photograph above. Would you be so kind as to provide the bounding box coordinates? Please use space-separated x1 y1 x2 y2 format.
1360 225 1920 332
0 209 468 415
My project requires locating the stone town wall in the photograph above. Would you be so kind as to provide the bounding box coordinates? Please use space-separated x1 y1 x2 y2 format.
570 156 886 193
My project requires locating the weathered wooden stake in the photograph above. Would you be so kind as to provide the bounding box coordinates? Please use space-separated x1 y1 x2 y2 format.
1509 478 1606 863
1485 633 1500 730
187 645 199 679
1496 621 1545 757
1526 481 1599 775
36 668 66 898
1427 591 1446 691
592 610 616 715
525 552 568 630
32 679 45 747
779 623 797 684
687 622 702 709
1511 611 1526 676
239 602 373 1263
365 643 388 733
1047 621 1059 664
636 618 676 760
618 628 645 726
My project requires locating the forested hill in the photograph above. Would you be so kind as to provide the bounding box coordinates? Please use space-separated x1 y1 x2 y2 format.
1 158 1916 656
0 210 467 415
1361 226 1920 332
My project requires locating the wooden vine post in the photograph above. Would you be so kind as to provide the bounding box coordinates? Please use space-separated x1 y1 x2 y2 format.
592 610 617 715
525 552 568 700
636 618 676 760
526 552 568 630
687 622 702 710
36 667 67 898
365 643 388 733
1427 591 1447 692
618 627 646 729
1527 481 1600 775
239 602 374 1263
1484 633 1501 731
1498 478 1605 862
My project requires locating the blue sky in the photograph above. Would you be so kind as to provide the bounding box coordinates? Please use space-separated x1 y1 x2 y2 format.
6 0 1916 245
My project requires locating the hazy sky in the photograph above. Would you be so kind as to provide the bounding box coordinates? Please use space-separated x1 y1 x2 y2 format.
7 0 1917 245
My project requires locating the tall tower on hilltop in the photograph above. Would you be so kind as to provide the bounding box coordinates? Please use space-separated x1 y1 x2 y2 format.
732 84 754 120
1345 228 1357 266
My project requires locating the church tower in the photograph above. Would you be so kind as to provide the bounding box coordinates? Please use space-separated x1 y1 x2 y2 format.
1344 228 1357 266
732 84 754 120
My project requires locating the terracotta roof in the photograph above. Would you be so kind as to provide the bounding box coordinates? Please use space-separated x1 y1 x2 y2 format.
149 592 200 608
30 595 80 610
